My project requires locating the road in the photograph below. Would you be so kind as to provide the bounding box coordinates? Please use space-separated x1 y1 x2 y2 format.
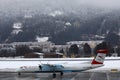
0 72 120 80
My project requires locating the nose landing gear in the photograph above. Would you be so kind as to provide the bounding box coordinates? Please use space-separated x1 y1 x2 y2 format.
18 72 21 76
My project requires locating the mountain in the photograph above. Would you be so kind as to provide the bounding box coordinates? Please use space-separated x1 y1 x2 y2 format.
0 0 120 45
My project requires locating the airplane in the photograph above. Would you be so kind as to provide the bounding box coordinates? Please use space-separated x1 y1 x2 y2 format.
14 49 108 78
1 49 120 78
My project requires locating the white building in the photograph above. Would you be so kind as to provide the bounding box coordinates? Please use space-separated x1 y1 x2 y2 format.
12 22 23 34
13 22 22 29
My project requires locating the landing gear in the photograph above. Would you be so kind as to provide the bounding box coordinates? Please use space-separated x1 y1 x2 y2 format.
53 73 56 78
39 65 42 70
18 72 21 76
60 72 63 76
52 72 63 78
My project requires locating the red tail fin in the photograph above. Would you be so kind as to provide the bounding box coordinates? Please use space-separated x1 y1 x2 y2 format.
91 49 108 64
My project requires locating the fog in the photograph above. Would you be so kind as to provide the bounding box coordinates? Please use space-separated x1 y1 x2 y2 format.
0 0 120 9
80 0 120 8
0 0 120 17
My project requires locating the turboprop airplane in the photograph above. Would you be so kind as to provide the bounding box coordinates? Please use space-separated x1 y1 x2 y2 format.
15 49 108 78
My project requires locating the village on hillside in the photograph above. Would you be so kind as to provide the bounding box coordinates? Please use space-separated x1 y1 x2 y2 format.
0 40 119 58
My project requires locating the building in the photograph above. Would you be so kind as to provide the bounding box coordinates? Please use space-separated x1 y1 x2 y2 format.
66 40 103 48
0 44 16 57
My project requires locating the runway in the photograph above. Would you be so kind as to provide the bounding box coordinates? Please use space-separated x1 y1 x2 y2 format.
0 72 120 80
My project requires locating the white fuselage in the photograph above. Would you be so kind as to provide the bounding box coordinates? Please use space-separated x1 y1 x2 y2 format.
0 57 120 73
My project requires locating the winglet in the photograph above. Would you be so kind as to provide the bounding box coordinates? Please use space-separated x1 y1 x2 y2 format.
91 49 108 64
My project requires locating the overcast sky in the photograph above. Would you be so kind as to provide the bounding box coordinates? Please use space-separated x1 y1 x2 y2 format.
0 0 120 16
0 0 120 9
81 0 120 8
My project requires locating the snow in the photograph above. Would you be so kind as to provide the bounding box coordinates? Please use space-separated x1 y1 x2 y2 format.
24 14 33 18
49 10 64 17
36 36 49 42
0 57 120 72
95 35 105 39
12 30 23 35
65 22 71 26
0 57 120 61
13 23 22 29
12 22 23 35
34 52 44 55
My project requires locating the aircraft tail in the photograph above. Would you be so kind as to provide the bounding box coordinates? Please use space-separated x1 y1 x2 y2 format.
91 49 108 64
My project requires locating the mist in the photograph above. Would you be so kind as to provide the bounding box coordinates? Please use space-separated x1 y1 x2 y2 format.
80 0 120 8
1 0 120 10
0 0 120 18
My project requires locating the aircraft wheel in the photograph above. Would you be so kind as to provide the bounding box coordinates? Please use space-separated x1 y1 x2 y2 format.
60 72 63 76
53 73 56 78
18 72 21 76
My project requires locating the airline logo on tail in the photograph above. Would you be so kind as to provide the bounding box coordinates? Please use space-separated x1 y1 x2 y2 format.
91 49 108 64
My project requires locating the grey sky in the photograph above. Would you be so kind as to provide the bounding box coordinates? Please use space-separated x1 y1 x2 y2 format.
80 0 120 8
0 0 120 17
0 0 120 9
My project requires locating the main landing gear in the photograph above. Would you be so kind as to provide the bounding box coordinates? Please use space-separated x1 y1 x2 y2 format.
60 72 63 76
52 72 64 78
53 73 56 78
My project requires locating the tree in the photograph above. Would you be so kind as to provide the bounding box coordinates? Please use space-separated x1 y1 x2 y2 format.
59 49 64 54
83 43 91 57
94 42 108 55
116 46 120 56
107 44 114 56
50 47 57 53
105 32 120 46
69 44 79 57
16 45 32 56
33 47 43 53
24 53 40 58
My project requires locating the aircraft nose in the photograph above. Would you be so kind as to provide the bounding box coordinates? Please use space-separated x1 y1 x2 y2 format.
15 67 25 72
15 68 21 72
